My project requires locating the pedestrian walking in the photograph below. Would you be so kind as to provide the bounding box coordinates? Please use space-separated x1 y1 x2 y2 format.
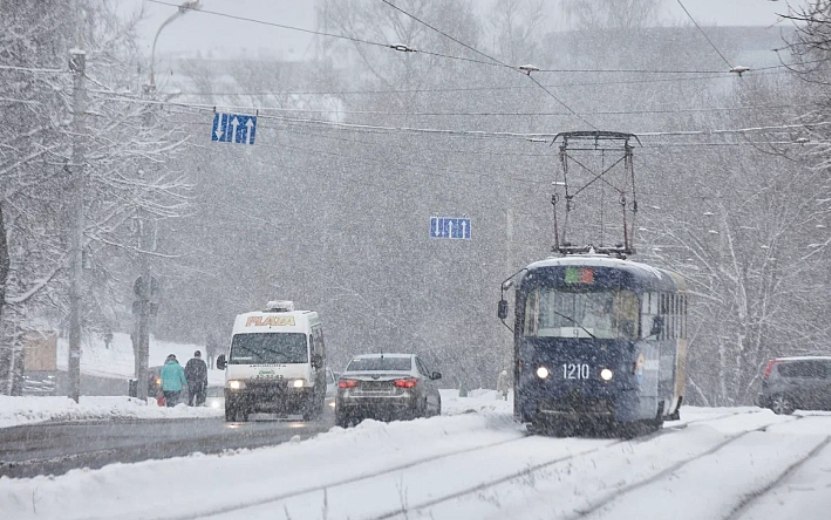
496 369 510 401
160 354 186 407
185 350 208 406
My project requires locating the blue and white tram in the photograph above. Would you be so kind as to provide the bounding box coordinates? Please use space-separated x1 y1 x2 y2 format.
499 256 689 436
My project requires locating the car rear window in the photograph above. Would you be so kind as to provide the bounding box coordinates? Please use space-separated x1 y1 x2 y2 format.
777 361 827 378
346 357 412 372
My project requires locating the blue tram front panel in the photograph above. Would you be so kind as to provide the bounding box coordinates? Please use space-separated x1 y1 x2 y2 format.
511 261 680 425
516 337 661 423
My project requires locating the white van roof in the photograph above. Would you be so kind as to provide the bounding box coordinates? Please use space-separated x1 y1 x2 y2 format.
232 309 319 335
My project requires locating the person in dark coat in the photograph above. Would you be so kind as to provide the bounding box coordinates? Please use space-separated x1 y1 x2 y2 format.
185 350 209 406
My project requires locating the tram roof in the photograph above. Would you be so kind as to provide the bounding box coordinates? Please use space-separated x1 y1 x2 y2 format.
522 256 685 292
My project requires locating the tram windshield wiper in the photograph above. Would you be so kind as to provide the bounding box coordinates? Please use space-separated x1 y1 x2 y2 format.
547 309 597 339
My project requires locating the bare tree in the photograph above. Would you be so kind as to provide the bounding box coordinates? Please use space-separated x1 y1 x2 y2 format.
0 1 191 393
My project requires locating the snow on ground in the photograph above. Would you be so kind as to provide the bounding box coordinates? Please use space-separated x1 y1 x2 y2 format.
2 396 829 520
0 332 228 428
0 395 222 429
56 331 225 385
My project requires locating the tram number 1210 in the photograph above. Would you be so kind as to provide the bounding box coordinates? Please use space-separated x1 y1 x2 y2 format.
563 363 590 380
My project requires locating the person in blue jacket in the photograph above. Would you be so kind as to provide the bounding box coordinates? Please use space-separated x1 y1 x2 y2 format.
160 354 187 407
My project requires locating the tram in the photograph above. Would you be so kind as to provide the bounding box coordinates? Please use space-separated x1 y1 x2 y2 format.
498 131 689 436
499 256 688 435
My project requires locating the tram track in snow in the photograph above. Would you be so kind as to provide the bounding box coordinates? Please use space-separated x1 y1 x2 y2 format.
153 408 769 520
562 415 805 519
723 433 831 520
361 409 774 520
159 430 530 520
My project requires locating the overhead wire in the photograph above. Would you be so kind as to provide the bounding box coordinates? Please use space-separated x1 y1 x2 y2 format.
379 0 513 69
147 0 507 69
104 67 788 101
87 87 822 145
378 0 598 130
85 86 795 117
164 111 552 188
675 0 734 69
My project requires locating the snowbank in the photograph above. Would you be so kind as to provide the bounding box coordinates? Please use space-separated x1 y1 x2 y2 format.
0 395 221 429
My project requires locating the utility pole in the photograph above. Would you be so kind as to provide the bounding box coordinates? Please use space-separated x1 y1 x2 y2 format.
134 214 154 402
67 48 87 403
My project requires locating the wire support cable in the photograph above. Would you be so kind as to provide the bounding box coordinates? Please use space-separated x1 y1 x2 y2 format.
676 0 734 69
379 0 597 130
91 89 831 143
147 0 507 69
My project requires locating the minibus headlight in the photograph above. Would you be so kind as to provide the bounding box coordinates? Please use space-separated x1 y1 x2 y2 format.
291 379 306 388
228 380 245 390
536 366 550 379
600 368 614 381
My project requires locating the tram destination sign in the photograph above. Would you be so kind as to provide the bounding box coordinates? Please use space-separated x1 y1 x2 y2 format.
430 216 471 240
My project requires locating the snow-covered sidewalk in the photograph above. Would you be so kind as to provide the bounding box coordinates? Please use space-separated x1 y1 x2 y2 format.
0 395 222 429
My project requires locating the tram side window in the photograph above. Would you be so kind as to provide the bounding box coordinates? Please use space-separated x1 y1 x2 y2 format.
641 292 660 340
658 294 667 340
667 294 678 339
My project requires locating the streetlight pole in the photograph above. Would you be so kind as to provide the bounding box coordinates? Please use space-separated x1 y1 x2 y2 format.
134 0 199 401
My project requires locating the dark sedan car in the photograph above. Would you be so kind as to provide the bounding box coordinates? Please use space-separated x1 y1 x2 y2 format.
758 356 831 415
335 353 441 427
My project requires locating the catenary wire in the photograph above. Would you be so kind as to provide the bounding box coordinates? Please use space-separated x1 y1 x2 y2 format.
146 0 507 69
676 0 734 69
116 68 791 100
379 0 598 130
88 88 826 142
85 87 795 117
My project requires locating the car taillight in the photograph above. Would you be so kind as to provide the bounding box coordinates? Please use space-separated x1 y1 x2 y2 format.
338 379 359 389
393 378 417 389
763 359 779 379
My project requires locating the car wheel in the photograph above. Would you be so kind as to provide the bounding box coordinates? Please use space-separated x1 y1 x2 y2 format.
335 411 349 428
303 393 322 421
225 406 236 422
237 408 249 422
771 394 794 415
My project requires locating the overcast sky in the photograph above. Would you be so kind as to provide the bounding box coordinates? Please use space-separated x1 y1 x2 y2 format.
126 0 791 62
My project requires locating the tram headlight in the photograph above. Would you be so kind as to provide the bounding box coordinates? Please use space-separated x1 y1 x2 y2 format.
600 368 614 381
536 366 550 379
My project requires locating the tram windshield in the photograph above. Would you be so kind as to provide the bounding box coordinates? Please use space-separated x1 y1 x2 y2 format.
524 288 639 339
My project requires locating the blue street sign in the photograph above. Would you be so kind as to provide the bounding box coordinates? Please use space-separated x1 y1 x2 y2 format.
430 217 471 240
211 112 257 145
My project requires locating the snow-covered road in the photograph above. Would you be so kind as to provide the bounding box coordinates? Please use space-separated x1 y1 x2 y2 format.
1 392 829 520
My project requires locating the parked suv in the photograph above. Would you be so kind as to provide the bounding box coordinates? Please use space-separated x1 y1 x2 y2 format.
758 356 831 415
